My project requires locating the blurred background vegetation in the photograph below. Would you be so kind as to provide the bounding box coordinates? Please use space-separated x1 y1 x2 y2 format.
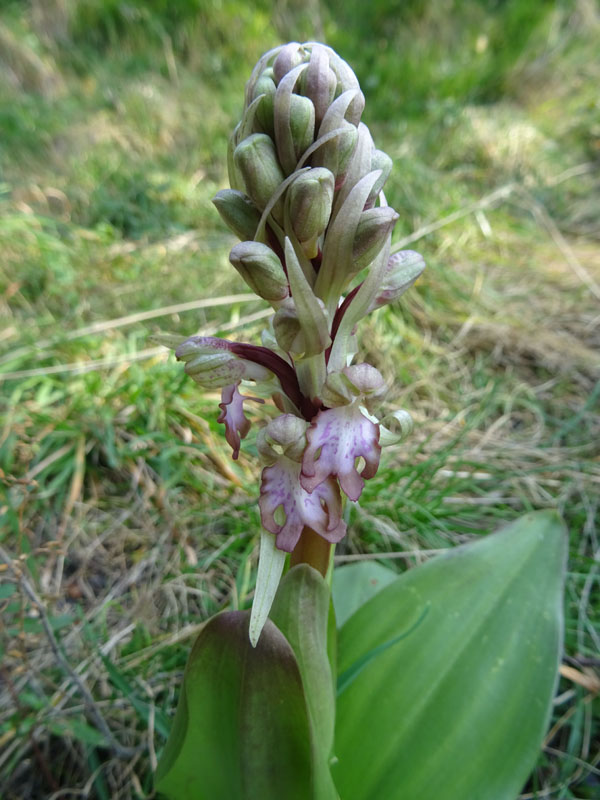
0 1 598 797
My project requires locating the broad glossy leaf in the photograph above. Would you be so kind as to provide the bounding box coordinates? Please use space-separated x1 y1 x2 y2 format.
155 610 314 800
333 511 567 800
332 561 397 628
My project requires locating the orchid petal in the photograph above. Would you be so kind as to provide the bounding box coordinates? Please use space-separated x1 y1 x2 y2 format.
301 405 381 501
217 383 264 460
259 457 346 553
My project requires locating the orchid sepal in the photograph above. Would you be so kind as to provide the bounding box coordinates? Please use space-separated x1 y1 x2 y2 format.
174 336 272 389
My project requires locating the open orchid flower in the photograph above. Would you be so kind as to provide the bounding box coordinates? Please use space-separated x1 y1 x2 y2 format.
157 42 425 644
300 404 381 502
260 458 346 552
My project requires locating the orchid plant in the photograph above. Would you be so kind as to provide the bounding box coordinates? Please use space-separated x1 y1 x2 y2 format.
153 43 566 800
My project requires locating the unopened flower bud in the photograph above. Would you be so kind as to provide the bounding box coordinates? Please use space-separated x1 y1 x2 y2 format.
301 45 337 126
257 414 308 464
229 241 289 302
352 206 399 271
288 94 315 162
212 189 261 241
367 149 393 205
252 71 276 136
234 133 285 215
287 168 334 256
175 336 271 388
273 42 304 84
321 363 386 407
273 295 327 357
368 250 426 312
272 298 302 354
313 121 358 185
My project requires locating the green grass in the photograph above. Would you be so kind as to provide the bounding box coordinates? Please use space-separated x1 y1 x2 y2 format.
1 0 599 797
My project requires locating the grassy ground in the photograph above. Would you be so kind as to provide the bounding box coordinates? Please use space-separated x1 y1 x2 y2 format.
0 0 599 797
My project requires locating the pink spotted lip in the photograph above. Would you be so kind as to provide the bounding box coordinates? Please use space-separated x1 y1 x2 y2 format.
259 457 346 552
300 404 381 501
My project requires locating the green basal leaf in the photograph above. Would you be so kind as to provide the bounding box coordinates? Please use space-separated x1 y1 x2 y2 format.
270 564 339 800
333 510 567 800
155 610 314 800
332 561 397 628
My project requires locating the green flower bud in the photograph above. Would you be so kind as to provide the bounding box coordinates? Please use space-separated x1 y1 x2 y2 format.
272 295 327 357
252 72 276 136
233 133 285 217
212 189 261 241
272 297 302 354
229 241 289 302
368 250 426 312
313 120 358 185
287 167 334 256
367 149 393 206
289 94 316 162
352 206 399 271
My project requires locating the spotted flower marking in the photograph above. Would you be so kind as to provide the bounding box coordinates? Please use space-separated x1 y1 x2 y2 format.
259 457 346 552
301 404 381 501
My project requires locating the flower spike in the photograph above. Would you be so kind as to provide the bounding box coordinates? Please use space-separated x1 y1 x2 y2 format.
160 42 425 644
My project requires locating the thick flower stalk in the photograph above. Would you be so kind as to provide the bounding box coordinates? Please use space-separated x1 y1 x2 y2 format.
160 42 425 645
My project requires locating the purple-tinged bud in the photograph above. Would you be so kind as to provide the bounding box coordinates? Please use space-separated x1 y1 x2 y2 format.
320 363 386 408
368 250 426 312
352 206 399 271
233 133 285 216
175 336 271 388
327 49 361 94
287 167 334 256
366 149 393 206
289 94 316 162
313 121 358 186
212 189 261 241
273 42 304 84
256 414 308 464
229 241 289 302
301 44 337 127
